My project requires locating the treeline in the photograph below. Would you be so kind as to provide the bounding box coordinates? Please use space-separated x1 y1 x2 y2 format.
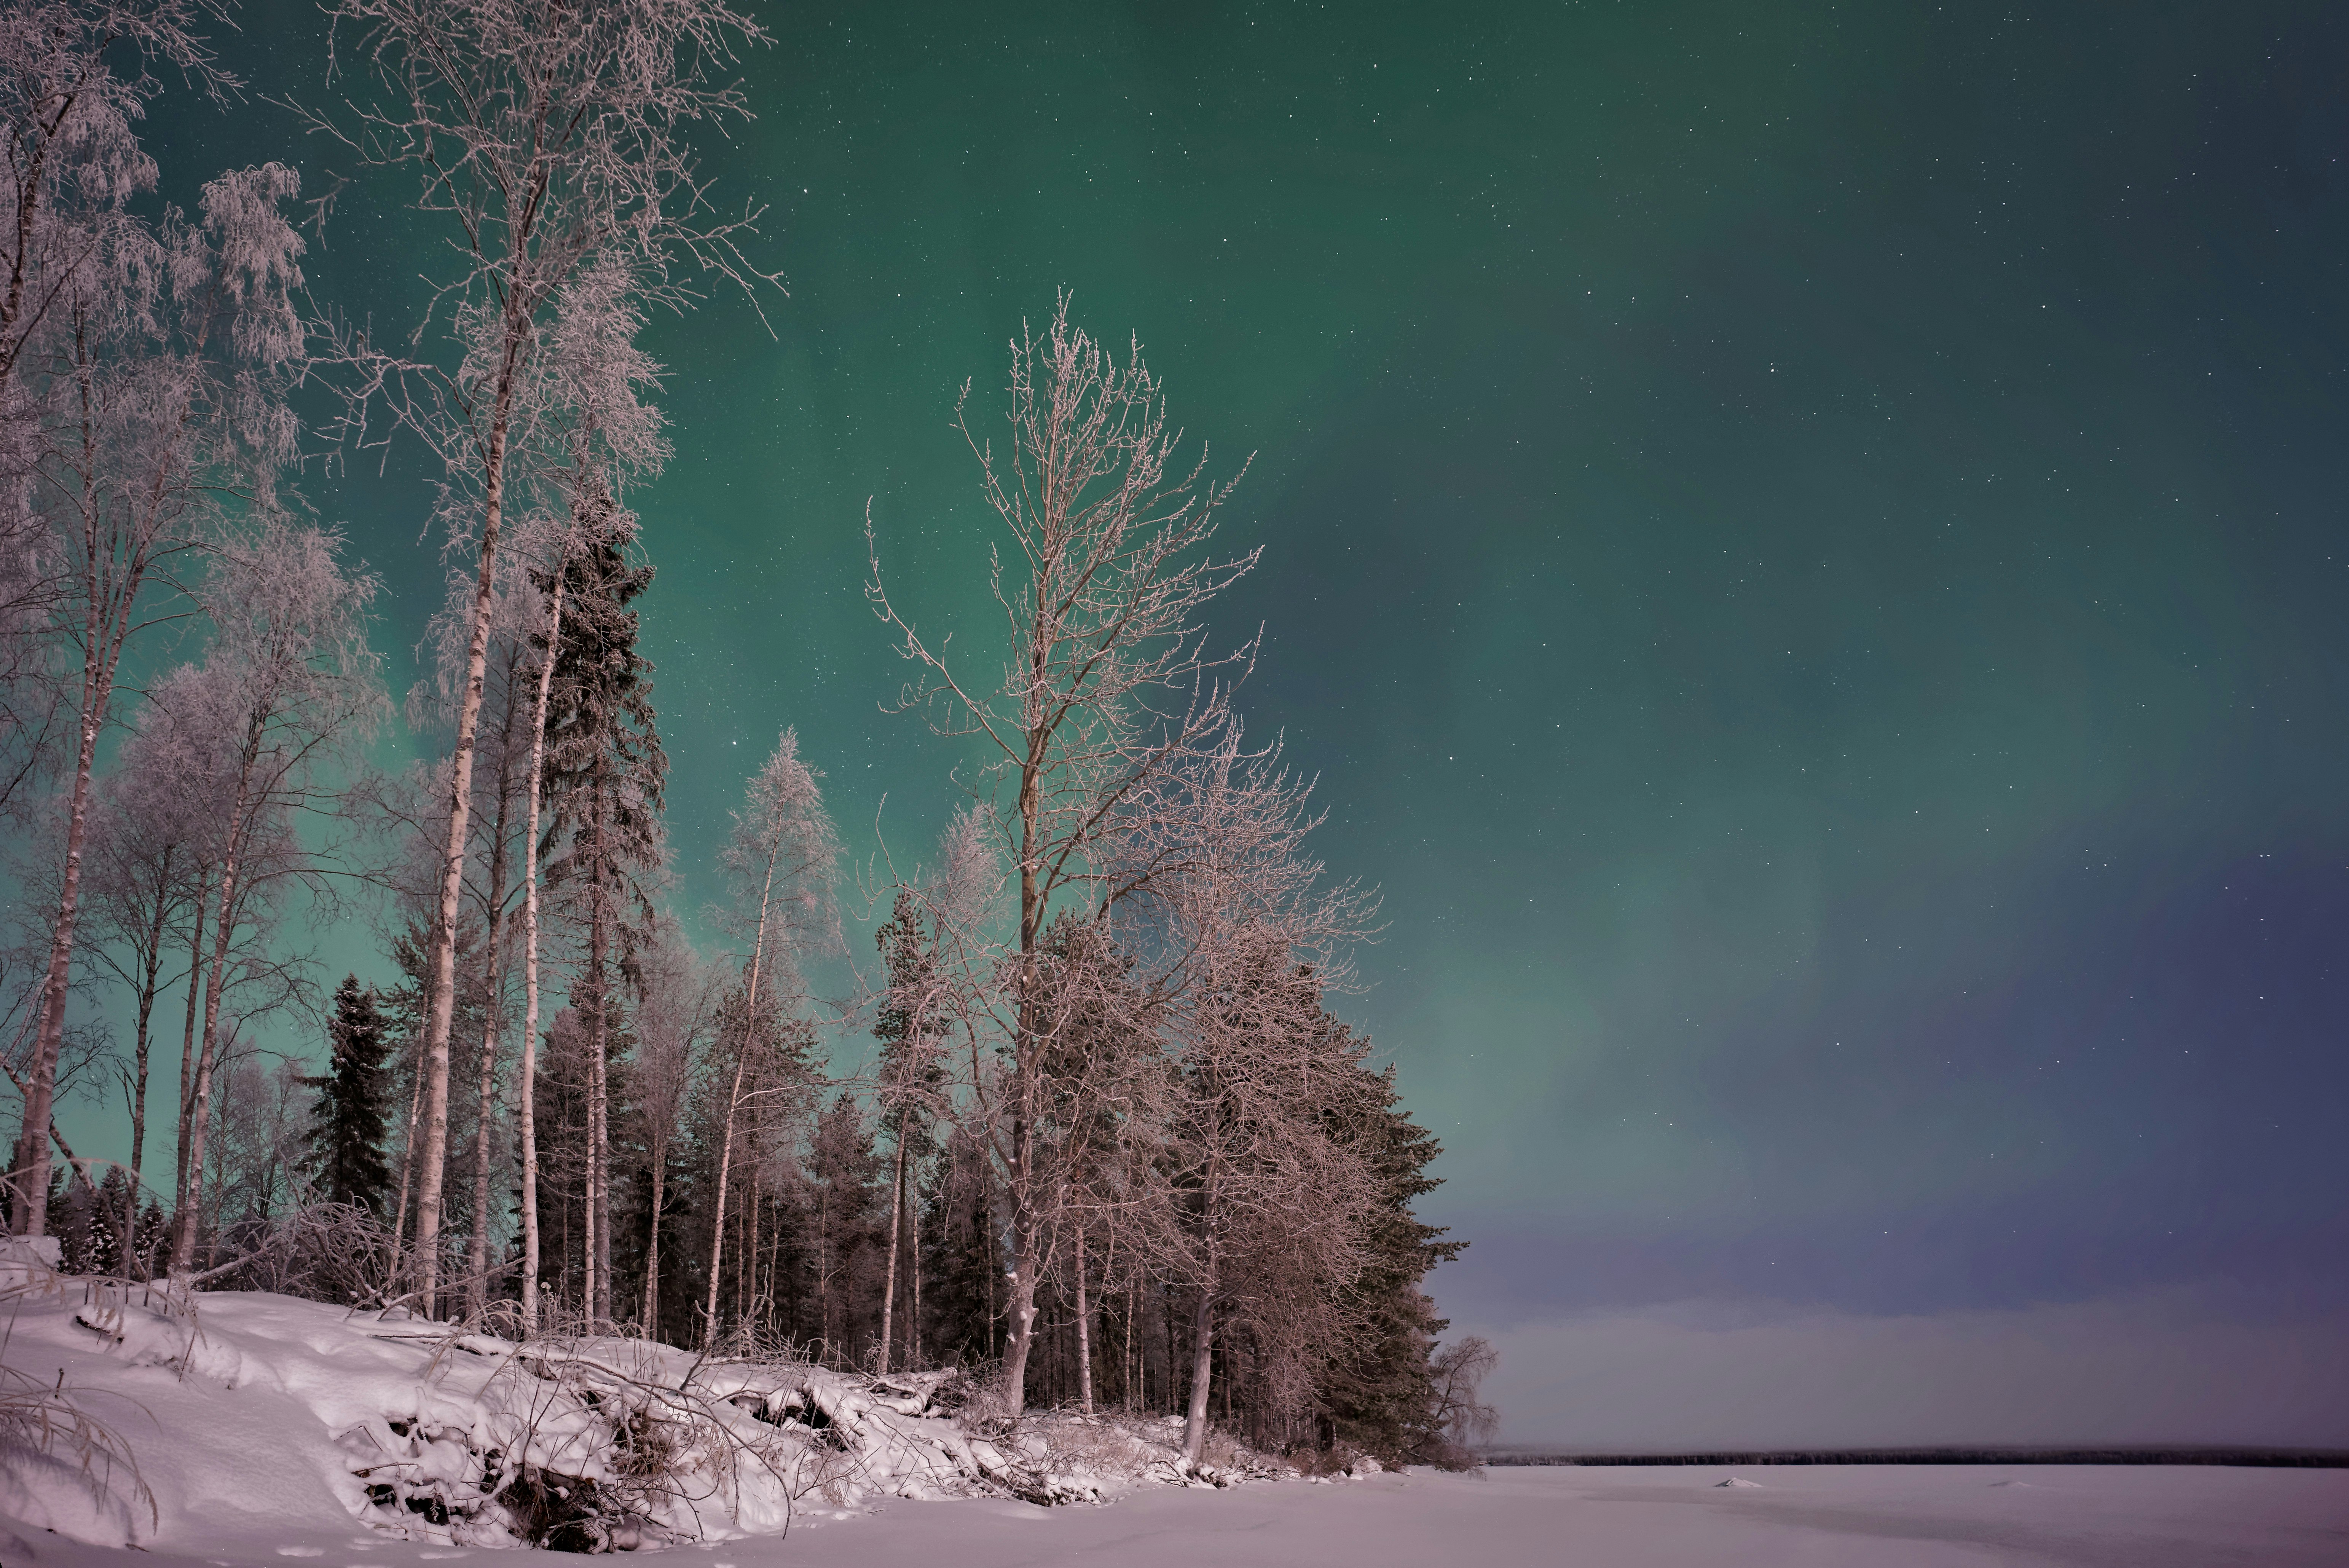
2 0 1483 1469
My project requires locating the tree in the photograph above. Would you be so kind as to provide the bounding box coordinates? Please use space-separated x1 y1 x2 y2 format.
1160 932 1376 1464
172 517 384 1270
627 914 713 1341
11 159 309 1236
865 295 1257 1413
804 1091 881 1360
702 727 837 1347
1104 723 1378 1460
510 253 669 1331
537 518 665 1326
80 696 211 1261
302 976 393 1213
1422 1337 1499 1469
311 0 773 1318
871 887 946 1375
1320 1056 1467 1464
0 0 228 397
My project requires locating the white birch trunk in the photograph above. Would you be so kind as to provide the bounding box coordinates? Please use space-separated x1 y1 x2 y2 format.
702 845 779 1347
1074 1227 1093 1415
516 568 566 1331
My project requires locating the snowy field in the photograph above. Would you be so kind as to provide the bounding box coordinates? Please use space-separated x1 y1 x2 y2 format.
1 1262 2343 1566
3 1462 2346 1568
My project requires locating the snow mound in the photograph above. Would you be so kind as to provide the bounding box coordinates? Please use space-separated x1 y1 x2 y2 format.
0 1275 1281 1553
1716 1476 1765 1488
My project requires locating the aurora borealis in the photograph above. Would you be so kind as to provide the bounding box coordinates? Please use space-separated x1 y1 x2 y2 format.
109 1 2348 1444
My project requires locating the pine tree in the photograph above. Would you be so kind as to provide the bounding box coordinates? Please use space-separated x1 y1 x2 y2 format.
303 976 395 1213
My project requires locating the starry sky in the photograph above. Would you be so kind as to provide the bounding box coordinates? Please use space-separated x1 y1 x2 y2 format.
113 1 2349 1445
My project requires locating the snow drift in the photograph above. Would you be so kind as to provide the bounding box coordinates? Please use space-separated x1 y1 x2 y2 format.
0 1246 1298 1553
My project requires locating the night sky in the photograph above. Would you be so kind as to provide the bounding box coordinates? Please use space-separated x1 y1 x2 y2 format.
110 2 2349 1445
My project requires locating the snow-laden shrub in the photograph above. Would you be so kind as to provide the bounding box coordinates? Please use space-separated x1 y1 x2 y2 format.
0 1246 164 1541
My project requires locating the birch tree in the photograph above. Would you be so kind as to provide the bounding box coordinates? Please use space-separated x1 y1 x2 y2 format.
312 0 772 1314
865 295 1256 1412
0 2 233 1098
80 688 210 1259
512 253 667 1329
11 161 308 1235
702 727 836 1347
1125 732 1377 1463
628 912 712 1341
171 517 383 1270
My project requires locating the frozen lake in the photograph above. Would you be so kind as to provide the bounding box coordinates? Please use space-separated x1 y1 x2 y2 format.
10 1462 2347 1568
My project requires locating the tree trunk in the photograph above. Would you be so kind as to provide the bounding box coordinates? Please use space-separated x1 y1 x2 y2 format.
585 775 610 1329
702 1048 748 1348
517 565 566 1333
990 711 1050 1412
174 720 265 1272
414 340 524 1318
640 1147 663 1338
123 847 171 1269
738 1163 757 1340
388 1034 426 1289
172 874 207 1224
703 844 780 1346
1074 1227 1093 1415
466 1014 498 1316
984 1158 999 1359
12 638 109 1235
909 1179 923 1369
815 1182 831 1357
1181 1281 1215 1465
879 1109 907 1375
465 738 516 1319
996 1112 1041 1412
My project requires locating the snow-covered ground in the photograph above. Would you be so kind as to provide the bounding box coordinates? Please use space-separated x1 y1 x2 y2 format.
5 1463 2347 1567
0 1255 1282 1558
2 1253 2343 1566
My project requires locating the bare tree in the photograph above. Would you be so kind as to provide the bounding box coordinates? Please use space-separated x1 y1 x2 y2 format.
702 727 837 1347
1426 1336 1500 1464
0 0 230 391
870 885 946 1377
11 161 308 1235
171 517 384 1270
1150 743 1378 1461
0 0 237 988
865 295 1256 1413
306 0 773 1316
628 914 711 1340
79 688 210 1259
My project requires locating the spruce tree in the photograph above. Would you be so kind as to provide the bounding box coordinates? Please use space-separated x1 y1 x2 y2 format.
919 1123 1005 1368
538 513 668 1326
873 888 947 1371
303 976 395 1212
1319 1040 1466 1463
805 1092 883 1361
